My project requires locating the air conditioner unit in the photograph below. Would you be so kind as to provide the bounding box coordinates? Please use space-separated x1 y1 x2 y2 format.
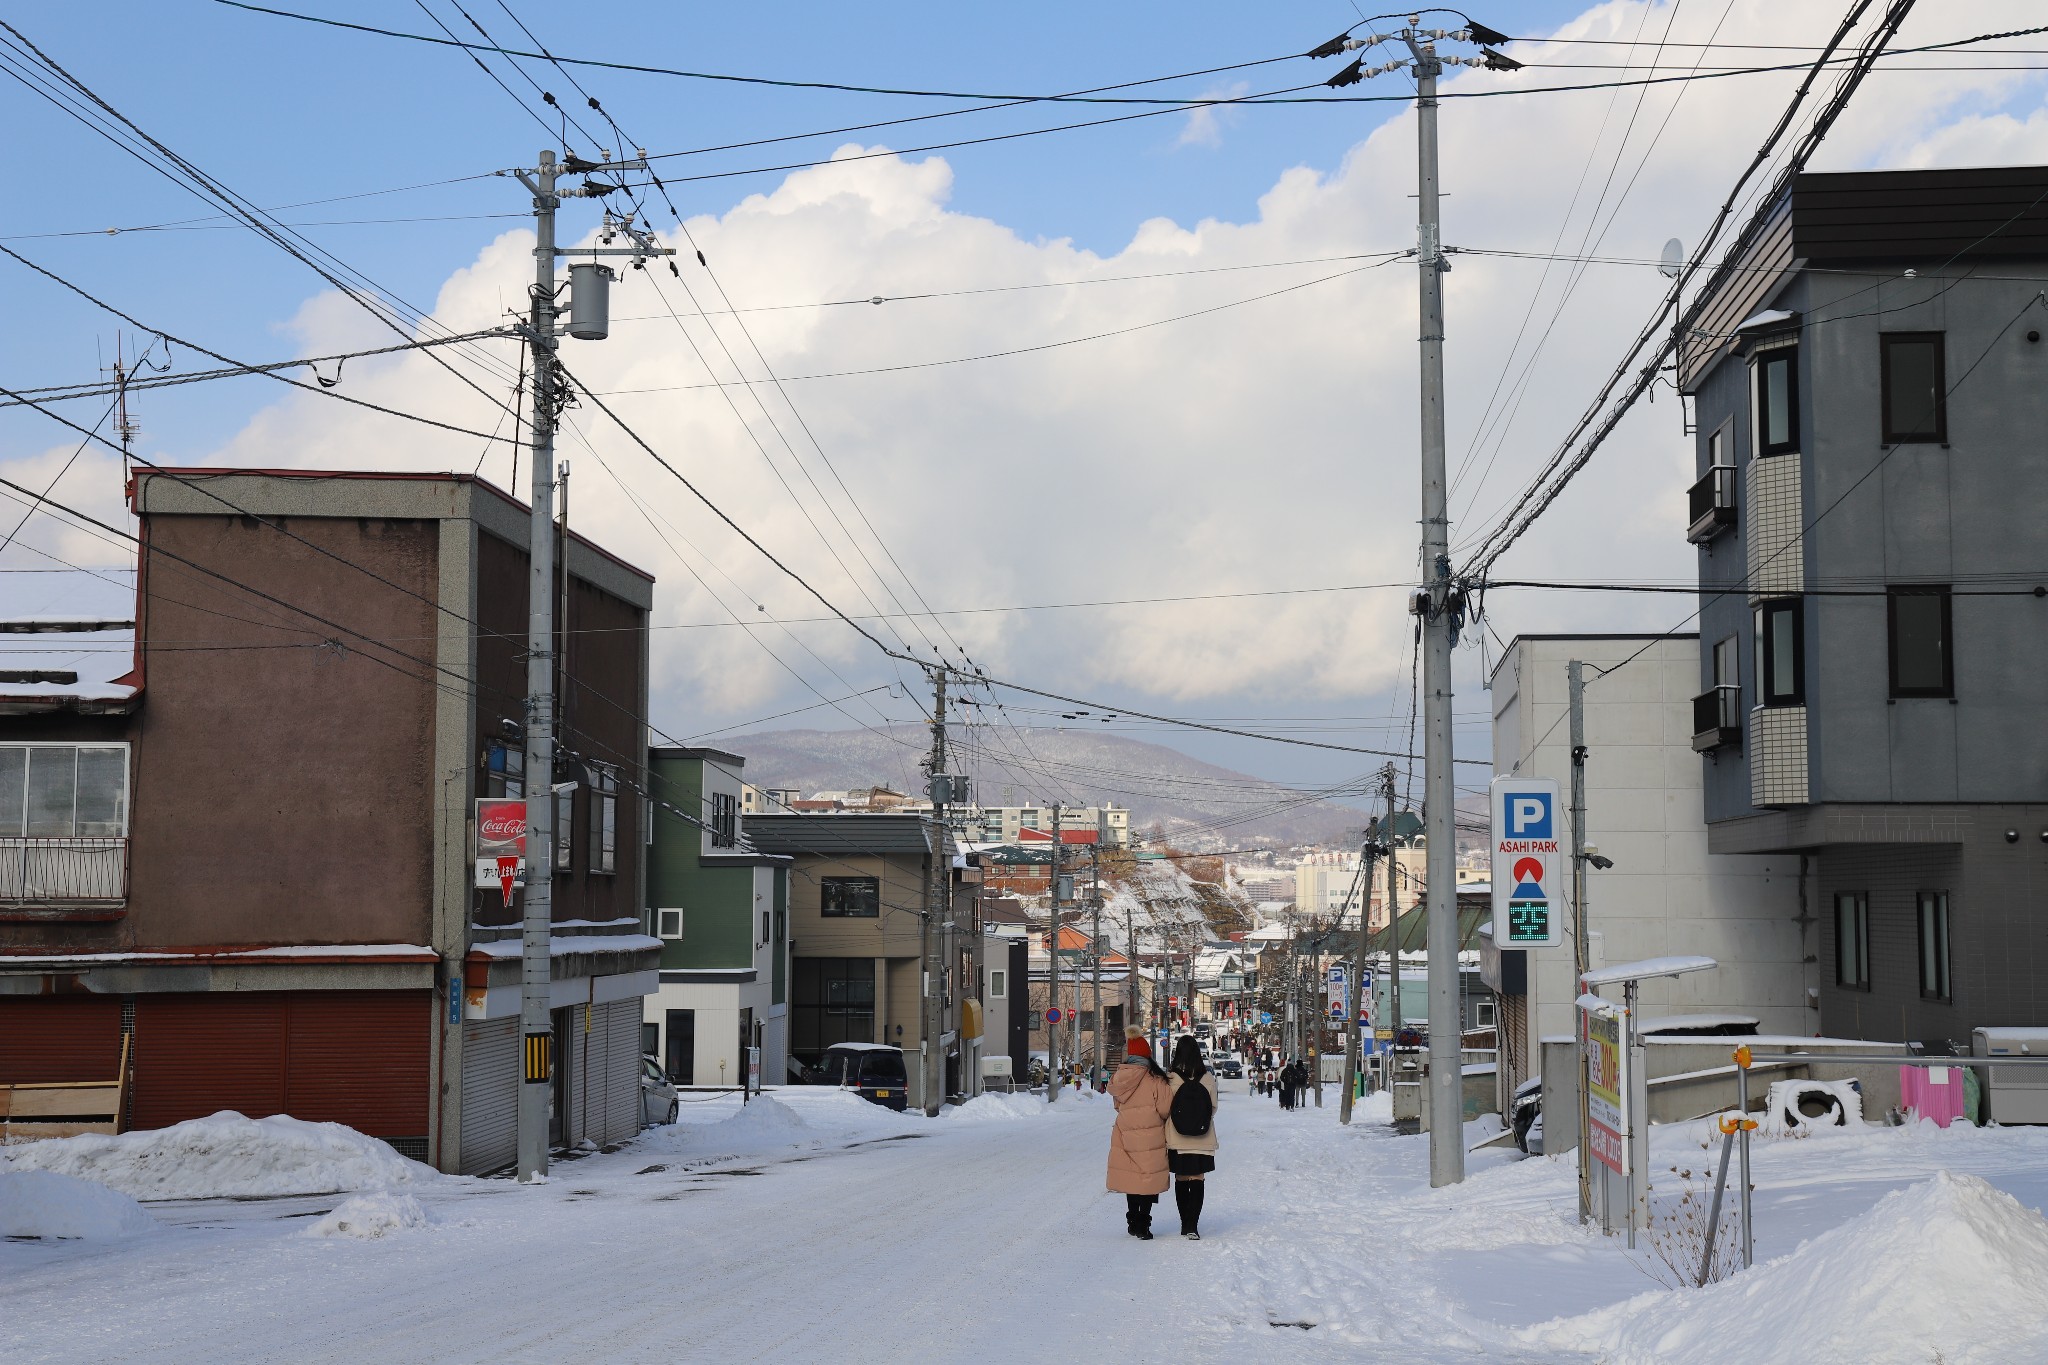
1973 1028 2048 1124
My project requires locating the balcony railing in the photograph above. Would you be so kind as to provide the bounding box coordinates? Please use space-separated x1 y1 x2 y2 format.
1691 686 1742 752
0 836 129 904
1687 464 1738 543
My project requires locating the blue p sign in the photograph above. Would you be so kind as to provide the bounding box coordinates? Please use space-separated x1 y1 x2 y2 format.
1508 792 1553 838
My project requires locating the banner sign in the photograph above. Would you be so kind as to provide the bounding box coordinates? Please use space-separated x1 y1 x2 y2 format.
1583 1000 1628 1175
475 798 528 891
1490 776 1563 947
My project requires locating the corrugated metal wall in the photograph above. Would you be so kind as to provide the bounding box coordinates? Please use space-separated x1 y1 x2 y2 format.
601 999 641 1143
560 999 644 1148
459 1016 518 1175
0 996 124 1084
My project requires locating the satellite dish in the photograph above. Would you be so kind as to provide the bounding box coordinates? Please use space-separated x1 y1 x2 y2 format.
1658 237 1684 279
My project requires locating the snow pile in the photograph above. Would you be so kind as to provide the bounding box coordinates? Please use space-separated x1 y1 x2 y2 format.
0 1170 158 1240
302 1191 432 1240
1523 1171 2048 1363
944 1092 1045 1123
0 1112 440 1200
704 1095 810 1145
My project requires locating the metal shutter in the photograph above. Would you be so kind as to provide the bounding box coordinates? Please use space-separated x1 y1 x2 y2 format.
0 995 124 1084
132 994 289 1130
132 993 428 1137
602 1000 642 1144
284 992 430 1137
459 1017 519 1175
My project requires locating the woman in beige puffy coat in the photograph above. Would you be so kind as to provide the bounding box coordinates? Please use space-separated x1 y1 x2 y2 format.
1106 1027 1172 1239
1164 1035 1220 1239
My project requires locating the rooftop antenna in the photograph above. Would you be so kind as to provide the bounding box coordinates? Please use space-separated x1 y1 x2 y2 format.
1658 237 1684 279
105 334 140 479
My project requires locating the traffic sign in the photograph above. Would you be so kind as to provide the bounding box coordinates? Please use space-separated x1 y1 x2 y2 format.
1046 1007 1063 1024
1490 775 1563 947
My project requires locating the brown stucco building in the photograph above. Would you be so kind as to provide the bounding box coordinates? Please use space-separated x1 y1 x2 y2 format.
0 469 657 1173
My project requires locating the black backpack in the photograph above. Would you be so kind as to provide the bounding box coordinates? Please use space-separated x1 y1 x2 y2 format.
1170 1074 1213 1137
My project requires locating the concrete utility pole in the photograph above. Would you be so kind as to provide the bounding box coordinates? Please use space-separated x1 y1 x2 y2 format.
1569 660 1593 1223
1090 843 1104 1084
1383 770 1402 1113
511 146 669 1183
1341 806 1384 1125
921 668 948 1116
515 149 561 1186
1401 24 1465 1188
1047 801 1062 1104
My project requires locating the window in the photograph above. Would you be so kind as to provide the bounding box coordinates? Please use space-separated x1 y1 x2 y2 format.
710 791 738 848
1881 332 1946 444
554 786 573 871
988 968 1007 999
665 1008 695 1085
1473 998 1497 1029
1714 635 1739 692
1888 587 1953 698
1753 347 1799 456
1029 1010 1044 1032
791 958 876 1061
1753 598 1805 706
1918 891 1952 1001
656 907 684 940
484 741 524 798
820 876 880 917
641 1022 659 1057
586 764 617 875
0 744 129 838
761 910 770 944
1836 892 1870 990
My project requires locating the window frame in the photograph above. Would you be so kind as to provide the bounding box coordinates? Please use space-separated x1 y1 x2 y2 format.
656 907 684 940
1880 331 1947 445
587 764 617 875
1835 891 1871 991
1753 346 1800 457
1917 890 1952 1002
554 786 574 871
988 968 1006 999
0 742 131 839
1753 597 1806 707
819 875 881 918
710 790 738 849
1887 586 1954 699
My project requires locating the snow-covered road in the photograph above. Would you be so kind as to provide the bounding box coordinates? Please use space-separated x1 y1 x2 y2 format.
7 1079 2048 1363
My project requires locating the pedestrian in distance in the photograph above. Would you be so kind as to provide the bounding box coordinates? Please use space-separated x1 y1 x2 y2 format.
1106 1026 1172 1240
1164 1035 1219 1240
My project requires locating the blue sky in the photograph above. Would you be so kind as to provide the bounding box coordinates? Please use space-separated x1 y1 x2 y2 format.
5 3 2046 807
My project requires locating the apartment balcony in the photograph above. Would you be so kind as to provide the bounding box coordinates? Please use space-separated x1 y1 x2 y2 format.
0 836 129 910
1687 464 1738 543
1691 686 1743 753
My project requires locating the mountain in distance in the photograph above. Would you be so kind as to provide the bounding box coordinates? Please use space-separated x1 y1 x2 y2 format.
720 724 1384 850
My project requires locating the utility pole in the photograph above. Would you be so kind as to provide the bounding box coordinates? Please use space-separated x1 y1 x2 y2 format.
1341 803 1384 1125
1401 22 1465 1189
1090 843 1104 1084
921 668 948 1117
1047 801 1062 1104
510 146 669 1183
1569 659 1593 1223
1383 770 1402 1115
514 148 562 1186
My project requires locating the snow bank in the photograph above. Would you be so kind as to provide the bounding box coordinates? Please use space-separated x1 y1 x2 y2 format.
0 1170 158 1239
944 1092 1045 1123
1523 1171 2048 1363
302 1192 432 1240
0 1112 440 1200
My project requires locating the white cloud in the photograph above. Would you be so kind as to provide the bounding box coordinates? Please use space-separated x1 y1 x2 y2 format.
1176 81 1250 149
8 1 2047 738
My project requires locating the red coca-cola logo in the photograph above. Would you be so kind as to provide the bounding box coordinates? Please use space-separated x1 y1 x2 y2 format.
478 802 526 846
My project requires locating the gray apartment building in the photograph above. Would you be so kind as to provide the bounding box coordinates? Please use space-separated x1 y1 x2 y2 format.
1683 165 2048 1046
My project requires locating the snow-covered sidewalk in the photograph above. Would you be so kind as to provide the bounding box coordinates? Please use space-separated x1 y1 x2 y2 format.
5 1081 2048 1362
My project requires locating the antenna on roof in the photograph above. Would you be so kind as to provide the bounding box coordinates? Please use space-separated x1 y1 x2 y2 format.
1658 237 1684 280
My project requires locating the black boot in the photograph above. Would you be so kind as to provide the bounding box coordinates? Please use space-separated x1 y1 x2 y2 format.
1183 1181 1204 1239
1174 1181 1194 1236
1126 1194 1154 1239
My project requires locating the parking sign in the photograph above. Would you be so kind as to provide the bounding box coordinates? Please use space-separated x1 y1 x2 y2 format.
1490 776 1563 948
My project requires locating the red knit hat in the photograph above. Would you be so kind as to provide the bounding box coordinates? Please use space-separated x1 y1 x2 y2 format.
1126 1035 1152 1060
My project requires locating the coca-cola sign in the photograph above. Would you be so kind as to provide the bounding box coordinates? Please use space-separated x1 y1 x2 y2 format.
476 798 527 855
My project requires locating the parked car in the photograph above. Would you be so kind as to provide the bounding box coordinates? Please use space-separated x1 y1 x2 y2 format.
1511 1076 1543 1155
641 1054 679 1126
807 1042 910 1111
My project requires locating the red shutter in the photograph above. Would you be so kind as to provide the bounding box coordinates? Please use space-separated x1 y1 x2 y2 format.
0 995 123 1084
284 991 429 1136
129 991 430 1137
132 994 288 1130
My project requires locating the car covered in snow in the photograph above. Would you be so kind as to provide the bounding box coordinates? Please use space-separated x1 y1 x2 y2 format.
806 1043 910 1111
